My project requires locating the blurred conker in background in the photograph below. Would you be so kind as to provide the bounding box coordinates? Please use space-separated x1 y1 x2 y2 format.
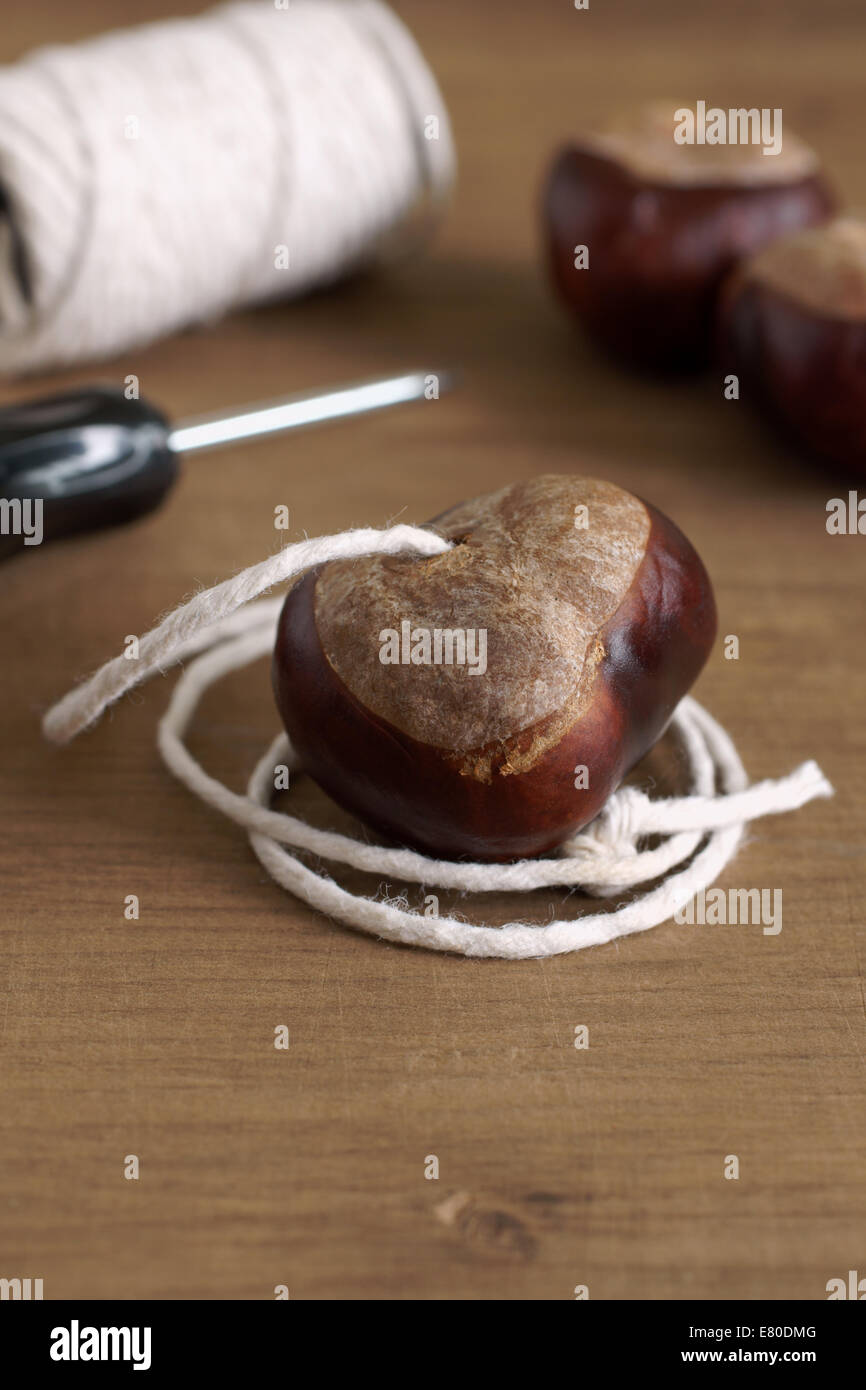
543 101 835 372
718 216 866 473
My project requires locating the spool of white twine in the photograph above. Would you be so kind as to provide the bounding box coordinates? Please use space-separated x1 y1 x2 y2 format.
42 527 834 960
0 0 455 373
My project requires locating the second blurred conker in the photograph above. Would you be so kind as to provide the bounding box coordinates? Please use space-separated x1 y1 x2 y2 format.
718 216 866 473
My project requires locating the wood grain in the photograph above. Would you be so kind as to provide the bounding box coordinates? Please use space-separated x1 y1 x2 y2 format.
0 0 864 1300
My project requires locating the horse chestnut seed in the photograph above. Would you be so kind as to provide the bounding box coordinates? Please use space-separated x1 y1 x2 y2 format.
544 101 835 371
718 216 866 472
272 476 716 862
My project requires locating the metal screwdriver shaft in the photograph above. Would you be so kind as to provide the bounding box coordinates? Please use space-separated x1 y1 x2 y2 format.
170 370 451 454
0 368 454 558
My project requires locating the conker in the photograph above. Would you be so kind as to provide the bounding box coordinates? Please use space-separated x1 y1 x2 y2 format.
718 216 866 472
544 101 835 371
272 476 716 862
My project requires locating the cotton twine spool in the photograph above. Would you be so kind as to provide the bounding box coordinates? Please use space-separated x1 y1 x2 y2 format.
0 0 454 374
42 527 834 960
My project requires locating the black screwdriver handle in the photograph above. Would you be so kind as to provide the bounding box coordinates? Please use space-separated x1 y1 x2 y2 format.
0 387 178 560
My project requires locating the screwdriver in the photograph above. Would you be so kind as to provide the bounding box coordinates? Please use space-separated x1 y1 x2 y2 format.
0 369 451 560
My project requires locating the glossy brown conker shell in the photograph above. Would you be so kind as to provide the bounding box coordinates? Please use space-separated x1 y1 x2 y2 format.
271 478 716 863
717 218 866 472
544 142 835 372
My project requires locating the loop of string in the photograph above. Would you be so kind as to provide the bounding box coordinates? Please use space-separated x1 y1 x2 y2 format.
42 526 833 960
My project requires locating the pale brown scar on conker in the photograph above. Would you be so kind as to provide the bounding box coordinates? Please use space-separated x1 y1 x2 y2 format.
738 216 866 319
584 100 819 187
313 476 650 772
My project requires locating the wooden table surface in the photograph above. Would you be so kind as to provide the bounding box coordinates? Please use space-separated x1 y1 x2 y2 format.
1 0 864 1301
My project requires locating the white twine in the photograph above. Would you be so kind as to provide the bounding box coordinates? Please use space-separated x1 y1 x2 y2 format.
0 0 455 374
42 526 833 959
